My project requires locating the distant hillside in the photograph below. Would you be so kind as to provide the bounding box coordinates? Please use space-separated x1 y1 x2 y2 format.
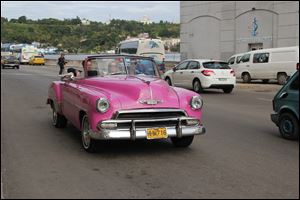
1 16 179 53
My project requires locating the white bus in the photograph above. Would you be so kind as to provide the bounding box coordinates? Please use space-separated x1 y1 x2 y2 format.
11 45 38 64
115 38 165 62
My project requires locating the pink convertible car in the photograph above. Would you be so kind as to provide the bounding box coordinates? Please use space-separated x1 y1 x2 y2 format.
47 55 205 152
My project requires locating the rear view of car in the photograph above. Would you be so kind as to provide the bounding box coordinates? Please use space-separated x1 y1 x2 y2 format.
29 55 45 65
200 61 236 93
164 59 236 93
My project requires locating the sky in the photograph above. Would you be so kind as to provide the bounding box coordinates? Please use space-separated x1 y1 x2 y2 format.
1 1 180 23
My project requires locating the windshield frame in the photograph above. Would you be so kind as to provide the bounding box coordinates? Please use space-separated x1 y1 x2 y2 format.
83 55 160 78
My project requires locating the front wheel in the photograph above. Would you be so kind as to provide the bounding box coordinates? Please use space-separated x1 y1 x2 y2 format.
52 107 67 128
81 115 98 153
279 113 299 140
171 136 194 148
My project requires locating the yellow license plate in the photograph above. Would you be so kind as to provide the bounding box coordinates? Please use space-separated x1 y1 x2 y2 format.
146 127 168 139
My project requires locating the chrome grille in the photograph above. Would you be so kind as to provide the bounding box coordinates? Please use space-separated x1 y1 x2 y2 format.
115 109 187 120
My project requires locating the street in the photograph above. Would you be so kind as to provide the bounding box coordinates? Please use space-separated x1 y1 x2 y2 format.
1 65 299 199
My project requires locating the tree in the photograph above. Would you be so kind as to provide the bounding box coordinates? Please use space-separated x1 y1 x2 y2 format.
18 16 27 23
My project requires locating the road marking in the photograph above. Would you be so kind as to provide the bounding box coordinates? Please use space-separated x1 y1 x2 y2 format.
257 97 272 102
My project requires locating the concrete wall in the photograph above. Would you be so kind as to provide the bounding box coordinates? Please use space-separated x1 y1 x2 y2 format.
181 1 299 61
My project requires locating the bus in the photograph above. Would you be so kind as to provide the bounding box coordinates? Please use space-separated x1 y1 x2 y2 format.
115 38 165 62
11 45 38 64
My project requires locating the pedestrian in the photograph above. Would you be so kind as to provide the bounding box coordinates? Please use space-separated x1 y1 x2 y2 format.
58 53 67 75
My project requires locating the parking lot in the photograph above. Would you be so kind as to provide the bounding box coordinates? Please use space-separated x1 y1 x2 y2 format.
1 65 299 199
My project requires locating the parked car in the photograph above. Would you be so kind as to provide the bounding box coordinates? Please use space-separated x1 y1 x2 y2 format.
233 46 299 84
271 70 299 140
47 55 206 152
164 59 236 93
29 55 45 65
1 55 20 69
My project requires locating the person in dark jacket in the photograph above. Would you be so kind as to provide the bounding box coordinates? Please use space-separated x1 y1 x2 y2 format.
58 53 67 75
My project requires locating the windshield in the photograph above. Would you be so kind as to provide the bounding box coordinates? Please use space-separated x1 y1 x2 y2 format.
202 61 230 69
84 57 159 77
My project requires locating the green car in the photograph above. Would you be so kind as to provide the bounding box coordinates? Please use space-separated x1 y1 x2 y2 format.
271 70 299 140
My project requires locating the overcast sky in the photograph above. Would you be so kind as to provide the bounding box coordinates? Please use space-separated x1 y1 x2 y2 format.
1 1 180 23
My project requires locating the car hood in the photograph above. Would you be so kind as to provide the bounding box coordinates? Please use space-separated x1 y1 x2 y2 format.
79 75 181 110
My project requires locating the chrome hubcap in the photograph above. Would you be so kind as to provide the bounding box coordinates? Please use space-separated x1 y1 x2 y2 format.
282 119 293 134
52 109 57 125
82 117 91 149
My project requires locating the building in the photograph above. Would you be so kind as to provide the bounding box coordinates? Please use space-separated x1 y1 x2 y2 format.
180 1 299 61
81 18 90 25
140 15 152 24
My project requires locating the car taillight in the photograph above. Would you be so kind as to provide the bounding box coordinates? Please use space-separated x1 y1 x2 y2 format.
230 69 235 76
201 70 215 76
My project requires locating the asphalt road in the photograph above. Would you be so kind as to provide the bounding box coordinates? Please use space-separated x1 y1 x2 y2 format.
1 65 299 199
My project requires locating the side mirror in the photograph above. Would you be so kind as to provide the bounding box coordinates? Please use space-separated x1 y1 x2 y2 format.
173 67 177 72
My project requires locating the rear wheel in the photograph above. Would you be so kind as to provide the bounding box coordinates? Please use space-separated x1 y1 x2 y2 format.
277 73 287 85
171 136 194 148
81 115 98 153
193 79 203 93
242 73 251 83
279 113 299 140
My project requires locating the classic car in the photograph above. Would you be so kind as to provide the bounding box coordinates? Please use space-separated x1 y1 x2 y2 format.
47 55 206 152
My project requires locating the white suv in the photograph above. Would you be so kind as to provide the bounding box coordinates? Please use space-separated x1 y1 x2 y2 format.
164 59 236 93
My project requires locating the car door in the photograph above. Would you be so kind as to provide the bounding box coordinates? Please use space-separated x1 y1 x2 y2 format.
172 61 189 87
280 72 299 116
237 53 251 78
252 52 270 79
185 61 200 89
61 80 82 125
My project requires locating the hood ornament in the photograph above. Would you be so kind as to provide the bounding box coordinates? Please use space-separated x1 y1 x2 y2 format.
139 99 163 105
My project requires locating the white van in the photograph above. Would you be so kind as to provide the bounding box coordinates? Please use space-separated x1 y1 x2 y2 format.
233 46 299 84
115 38 165 61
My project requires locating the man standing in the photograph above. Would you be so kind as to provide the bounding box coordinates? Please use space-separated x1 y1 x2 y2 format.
58 53 67 75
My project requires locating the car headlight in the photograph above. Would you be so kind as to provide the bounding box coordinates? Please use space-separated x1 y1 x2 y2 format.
96 98 110 113
190 96 203 110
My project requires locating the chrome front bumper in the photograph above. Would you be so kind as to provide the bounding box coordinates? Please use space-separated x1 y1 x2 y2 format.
89 117 206 140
